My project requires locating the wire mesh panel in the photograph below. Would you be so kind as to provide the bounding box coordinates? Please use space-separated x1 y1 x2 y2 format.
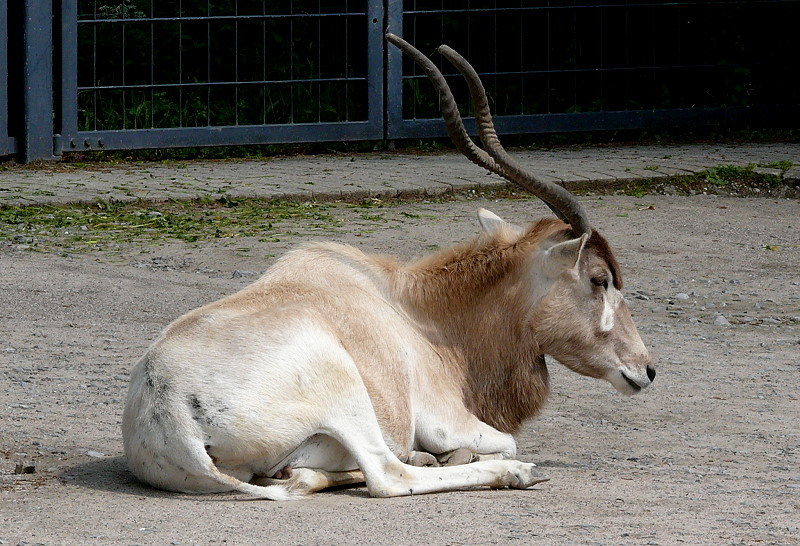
387 0 800 138
60 0 384 151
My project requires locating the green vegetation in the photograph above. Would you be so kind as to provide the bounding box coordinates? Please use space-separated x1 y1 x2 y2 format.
578 163 795 197
0 197 338 252
1 162 795 255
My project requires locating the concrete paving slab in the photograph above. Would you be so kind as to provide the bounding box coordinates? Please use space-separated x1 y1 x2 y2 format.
0 142 797 206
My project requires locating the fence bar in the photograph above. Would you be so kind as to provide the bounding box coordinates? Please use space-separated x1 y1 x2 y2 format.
365 0 385 139
389 107 800 140
57 0 78 155
21 0 55 161
384 0 403 140
0 0 16 155
74 121 380 152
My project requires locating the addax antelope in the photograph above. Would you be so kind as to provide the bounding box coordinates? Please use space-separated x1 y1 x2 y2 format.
122 34 655 499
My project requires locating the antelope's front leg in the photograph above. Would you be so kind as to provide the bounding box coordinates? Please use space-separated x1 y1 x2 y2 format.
415 412 519 461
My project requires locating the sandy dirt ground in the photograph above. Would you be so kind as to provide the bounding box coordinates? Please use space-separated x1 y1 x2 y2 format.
1 193 798 545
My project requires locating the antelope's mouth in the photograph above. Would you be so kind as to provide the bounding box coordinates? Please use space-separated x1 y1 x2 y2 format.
620 371 643 393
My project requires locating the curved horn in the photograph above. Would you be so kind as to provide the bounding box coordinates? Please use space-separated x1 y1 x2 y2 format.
386 33 592 237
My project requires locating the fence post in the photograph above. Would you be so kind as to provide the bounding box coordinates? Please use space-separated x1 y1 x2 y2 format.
0 0 13 156
21 0 57 162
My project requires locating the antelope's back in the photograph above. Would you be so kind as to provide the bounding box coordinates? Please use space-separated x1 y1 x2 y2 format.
124 242 424 448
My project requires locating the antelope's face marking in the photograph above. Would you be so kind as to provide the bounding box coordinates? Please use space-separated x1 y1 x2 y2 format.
597 280 621 333
533 231 655 396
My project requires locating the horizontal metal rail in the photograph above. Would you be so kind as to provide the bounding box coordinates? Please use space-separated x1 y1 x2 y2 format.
78 13 365 23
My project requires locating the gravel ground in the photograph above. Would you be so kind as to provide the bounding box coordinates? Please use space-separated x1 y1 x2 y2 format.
1 193 798 545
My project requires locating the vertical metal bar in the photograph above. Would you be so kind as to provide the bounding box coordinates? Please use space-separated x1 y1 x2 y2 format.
0 0 13 154
92 4 97 130
235 0 239 126
21 0 56 161
290 0 294 124
599 4 604 111
572 1 577 112
411 1 416 120
206 0 211 125
384 0 404 137
178 0 183 127
150 0 154 128
262 0 266 125
59 0 79 152
121 0 127 129
546 3 551 113
520 0 524 115
317 0 321 123
344 0 349 120
624 5 629 110
365 0 383 133
493 0 498 117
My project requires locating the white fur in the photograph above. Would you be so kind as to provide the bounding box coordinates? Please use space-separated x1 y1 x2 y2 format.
599 286 622 333
122 210 650 499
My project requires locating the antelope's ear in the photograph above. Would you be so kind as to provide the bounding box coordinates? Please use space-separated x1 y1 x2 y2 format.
477 208 522 236
542 234 588 278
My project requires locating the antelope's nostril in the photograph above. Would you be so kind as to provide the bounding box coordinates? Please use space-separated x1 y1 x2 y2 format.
646 365 656 382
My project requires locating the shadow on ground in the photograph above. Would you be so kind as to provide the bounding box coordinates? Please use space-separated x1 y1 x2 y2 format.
59 456 371 500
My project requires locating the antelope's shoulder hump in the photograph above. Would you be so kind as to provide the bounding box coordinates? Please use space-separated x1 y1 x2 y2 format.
258 241 398 286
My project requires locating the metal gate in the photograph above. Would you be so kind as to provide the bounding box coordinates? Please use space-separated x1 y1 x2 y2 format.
2 1 799 162
58 0 385 154
387 1 800 138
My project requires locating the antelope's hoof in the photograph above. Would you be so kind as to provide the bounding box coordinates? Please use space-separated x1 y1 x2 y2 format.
437 448 477 466
400 451 440 467
507 463 549 489
272 465 293 480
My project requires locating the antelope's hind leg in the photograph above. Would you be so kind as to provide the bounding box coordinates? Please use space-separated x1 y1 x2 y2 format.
253 468 365 494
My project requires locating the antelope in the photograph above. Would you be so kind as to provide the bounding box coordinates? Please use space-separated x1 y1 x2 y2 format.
122 34 655 500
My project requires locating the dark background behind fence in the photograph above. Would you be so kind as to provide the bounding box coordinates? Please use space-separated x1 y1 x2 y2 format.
2 0 799 162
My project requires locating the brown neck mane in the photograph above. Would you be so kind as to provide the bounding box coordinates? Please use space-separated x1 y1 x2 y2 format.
393 218 570 433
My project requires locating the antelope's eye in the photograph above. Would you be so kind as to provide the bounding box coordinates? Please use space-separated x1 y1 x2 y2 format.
591 276 609 290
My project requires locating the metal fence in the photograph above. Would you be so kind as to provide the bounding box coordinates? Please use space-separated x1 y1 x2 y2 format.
388 0 800 138
2 0 799 162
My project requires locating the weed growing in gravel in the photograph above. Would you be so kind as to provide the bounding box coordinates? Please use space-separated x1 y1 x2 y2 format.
1 166 795 254
597 164 796 197
0 198 338 252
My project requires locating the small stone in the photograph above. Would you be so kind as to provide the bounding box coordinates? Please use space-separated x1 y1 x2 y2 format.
714 315 731 326
232 270 257 279
14 463 36 474
87 450 106 458
674 293 690 300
